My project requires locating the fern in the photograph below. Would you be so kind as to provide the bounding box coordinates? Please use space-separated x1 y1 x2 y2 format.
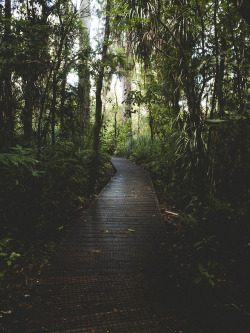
0 146 37 168
0 153 37 168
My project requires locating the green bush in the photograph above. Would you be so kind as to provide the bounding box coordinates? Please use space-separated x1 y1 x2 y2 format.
0 146 42 234
0 144 111 238
115 134 162 165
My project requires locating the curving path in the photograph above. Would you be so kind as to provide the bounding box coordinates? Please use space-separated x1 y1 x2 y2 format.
27 157 185 332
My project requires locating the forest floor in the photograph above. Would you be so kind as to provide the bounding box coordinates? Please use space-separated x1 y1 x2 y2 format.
1 158 249 332
0 162 115 332
155 185 250 332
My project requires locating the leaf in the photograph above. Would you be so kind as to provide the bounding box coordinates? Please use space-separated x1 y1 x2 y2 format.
9 252 20 259
208 278 215 287
206 119 226 123
90 250 101 254
0 310 12 315
32 170 45 177
0 238 13 246
128 229 135 232
194 241 203 247
0 270 7 279
194 277 202 284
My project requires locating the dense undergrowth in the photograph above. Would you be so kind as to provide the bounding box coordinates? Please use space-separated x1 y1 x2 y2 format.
0 143 112 325
116 130 250 332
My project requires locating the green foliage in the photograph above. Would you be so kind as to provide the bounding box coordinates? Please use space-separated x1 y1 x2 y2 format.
0 146 37 167
194 262 217 287
0 144 111 237
35 145 92 233
114 120 133 156
115 134 162 167
0 237 20 318
0 238 20 289
204 196 250 248
194 236 217 251
0 146 42 233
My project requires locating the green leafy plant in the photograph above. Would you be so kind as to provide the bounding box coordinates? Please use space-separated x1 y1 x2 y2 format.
194 261 217 287
194 235 217 252
0 238 20 289
0 146 37 168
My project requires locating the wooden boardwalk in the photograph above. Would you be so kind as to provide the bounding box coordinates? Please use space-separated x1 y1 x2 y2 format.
27 157 185 332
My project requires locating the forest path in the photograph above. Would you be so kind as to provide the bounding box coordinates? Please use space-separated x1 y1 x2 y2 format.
27 157 185 332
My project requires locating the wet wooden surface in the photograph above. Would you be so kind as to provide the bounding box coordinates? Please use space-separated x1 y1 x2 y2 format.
27 157 185 332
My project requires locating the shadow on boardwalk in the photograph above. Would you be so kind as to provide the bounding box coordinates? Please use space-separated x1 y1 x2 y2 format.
27 157 186 332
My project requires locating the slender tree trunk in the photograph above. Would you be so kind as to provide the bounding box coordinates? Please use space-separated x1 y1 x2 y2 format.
60 68 67 137
137 107 140 137
227 0 244 114
122 72 132 119
114 80 119 146
104 78 112 115
93 0 110 154
211 0 219 118
218 36 226 118
149 109 154 142
23 77 34 144
114 112 117 143
0 82 5 151
208 0 219 165
37 69 53 155
78 0 91 134
89 0 111 193
51 73 57 146
121 31 134 148
1 0 14 151
50 22 69 146
196 0 206 107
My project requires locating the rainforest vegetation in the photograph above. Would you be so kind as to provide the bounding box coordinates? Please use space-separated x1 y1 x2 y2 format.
0 0 249 331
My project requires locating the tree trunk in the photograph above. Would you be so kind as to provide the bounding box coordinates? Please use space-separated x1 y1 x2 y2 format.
51 22 68 146
121 32 134 148
23 76 34 144
114 112 117 143
51 72 57 146
218 37 226 118
37 69 53 155
59 68 67 138
122 72 132 119
89 0 111 193
1 0 14 151
78 0 91 134
149 109 154 142
227 0 244 114
231 0 250 25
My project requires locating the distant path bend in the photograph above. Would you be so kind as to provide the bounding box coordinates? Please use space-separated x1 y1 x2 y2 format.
27 157 185 332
